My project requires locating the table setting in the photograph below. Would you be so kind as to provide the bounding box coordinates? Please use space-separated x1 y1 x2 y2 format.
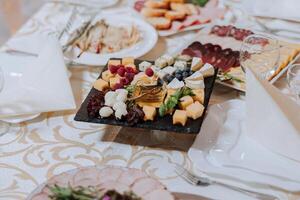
0 0 300 200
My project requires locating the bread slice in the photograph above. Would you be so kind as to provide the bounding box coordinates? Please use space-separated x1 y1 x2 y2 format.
185 4 199 15
145 0 170 9
147 17 172 30
141 8 168 17
170 3 188 13
165 11 186 21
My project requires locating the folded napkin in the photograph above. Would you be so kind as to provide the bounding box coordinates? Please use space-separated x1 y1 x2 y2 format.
0 36 75 118
246 67 300 162
240 0 300 22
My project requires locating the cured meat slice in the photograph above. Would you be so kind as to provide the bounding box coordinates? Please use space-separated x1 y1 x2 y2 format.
182 48 197 57
118 168 147 186
203 43 214 52
205 52 218 65
214 57 230 71
212 44 222 53
98 181 130 193
31 192 49 200
96 167 123 184
131 177 165 196
225 56 236 69
221 48 233 57
188 41 202 50
144 189 174 200
71 167 102 187
211 25 221 34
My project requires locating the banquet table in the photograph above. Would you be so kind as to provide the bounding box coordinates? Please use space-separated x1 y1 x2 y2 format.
0 1 298 200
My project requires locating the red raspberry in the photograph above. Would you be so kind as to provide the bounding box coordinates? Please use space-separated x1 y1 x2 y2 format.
145 68 154 77
109 65 119 74
113 82 123 90
117 67 126 77
125 67 135 73
120 78 130 86
125 72 135 82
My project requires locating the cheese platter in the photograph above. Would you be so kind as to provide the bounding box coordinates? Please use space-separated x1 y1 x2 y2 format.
75 56 217 134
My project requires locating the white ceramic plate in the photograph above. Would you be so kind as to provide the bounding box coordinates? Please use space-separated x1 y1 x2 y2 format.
0 113 40 124
65 14 158 66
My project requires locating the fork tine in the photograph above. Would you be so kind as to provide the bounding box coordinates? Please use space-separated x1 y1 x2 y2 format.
175 165 198 185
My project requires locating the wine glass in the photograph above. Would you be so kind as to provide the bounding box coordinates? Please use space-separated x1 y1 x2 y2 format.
0 66 9 136
287 64 300 104
240 34 280 80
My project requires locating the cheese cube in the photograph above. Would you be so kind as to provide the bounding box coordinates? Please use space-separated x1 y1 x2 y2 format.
108 59 121 66
174 60 187 70
161 54 175 65
199 63 215 77
173 110 187 126
155 57 168 68
109 77 120 89
93 78 109 91
143 105 157 121
192 89 204 104
122 57 135 66
139 61 152 71
191 57 203 71
179 95 194 110
186 101 204 120
102 70 115 82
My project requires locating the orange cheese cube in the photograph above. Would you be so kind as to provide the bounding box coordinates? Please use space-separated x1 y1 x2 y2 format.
122 57 135 66
93 78 109 91
179 95 194 110
102 70 115 82
109 77 120 89
108 59 121 66
192 89 204 104
186 101 204 120
143 105 157 121
173 110 187 126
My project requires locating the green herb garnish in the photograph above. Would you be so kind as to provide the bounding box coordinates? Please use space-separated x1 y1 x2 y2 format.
191 0 209 7
159 87 194 117
219 72 244 83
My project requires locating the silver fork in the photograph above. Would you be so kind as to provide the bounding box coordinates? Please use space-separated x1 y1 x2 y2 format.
175 165 278 200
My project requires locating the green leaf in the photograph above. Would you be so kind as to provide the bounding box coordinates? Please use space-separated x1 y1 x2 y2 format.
191 0 209 7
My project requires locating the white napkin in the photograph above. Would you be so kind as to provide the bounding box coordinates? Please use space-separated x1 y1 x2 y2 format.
188 100 300 195
240 0 300 22
246 67 300 161
0 36 75 118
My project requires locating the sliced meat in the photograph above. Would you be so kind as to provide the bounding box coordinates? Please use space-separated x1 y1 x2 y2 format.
214 57 230 71
96 167 123 184
131 177 165 196
118 168 147 186
193 50 203 58
71 167 102 187
182 48 197 57
225 56 236 69
144 189 174 200
212 44 222 53
205 52 218 65
221 48 233 57
31 192 49 200
98 181 130 193
203 43 214 52
211 25 221 34
188 41 202 50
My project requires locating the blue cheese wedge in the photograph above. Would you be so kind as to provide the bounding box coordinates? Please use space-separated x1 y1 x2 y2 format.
139 61 152 71
199 63 215 77
162 66 176 75
155 57 168 68
174 60 187 70
191 57 203 71
161 54 175 65
185 79 205 89
167 78 184 89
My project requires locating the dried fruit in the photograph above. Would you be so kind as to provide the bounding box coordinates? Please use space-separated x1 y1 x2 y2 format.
126 105 145 126
87 90 105 118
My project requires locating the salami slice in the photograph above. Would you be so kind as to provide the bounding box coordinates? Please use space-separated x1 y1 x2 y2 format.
212 44 222 53
182 48 197 57
188 41 202 50
203 43 214 52
211 25 221 34
221 48 233 57
193 49 203 58
225 56 236 69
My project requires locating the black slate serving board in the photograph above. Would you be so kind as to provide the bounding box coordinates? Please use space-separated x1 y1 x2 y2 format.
74 59 218 134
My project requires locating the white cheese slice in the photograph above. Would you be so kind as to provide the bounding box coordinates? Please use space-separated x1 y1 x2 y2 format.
161 54 175 65
199 63 215 77
191 57 203 71
186 70 204 81
162 66 176 75
139 61 152 71
167 78 185 89
174 60 187 70
185 79 205 89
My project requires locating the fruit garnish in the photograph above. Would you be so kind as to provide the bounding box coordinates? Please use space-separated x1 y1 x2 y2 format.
145 67 154 77
117 67 126 77
113 83 124 90
87 90 105 118
125 72 135 82
109 65 119 74
120 78 130 86
125 67 135 73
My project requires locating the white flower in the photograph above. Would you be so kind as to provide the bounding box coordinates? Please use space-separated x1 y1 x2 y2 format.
104 91 117 106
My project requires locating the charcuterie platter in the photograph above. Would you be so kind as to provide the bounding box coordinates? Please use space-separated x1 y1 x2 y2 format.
75 55 217 134
177 24 300 91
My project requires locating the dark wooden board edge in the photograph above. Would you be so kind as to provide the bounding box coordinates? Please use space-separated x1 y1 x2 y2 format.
74 58 218 134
